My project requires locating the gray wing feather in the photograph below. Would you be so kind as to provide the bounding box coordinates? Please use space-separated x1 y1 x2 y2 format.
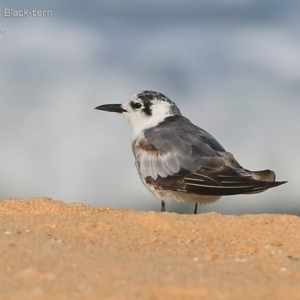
134 115 286 196
138 151 181 178
135 115 228 178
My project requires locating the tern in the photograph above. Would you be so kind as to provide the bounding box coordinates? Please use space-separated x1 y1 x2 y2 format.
95 90 286 213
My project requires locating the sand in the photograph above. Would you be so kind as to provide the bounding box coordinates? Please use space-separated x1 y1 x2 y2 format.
0 197 299 300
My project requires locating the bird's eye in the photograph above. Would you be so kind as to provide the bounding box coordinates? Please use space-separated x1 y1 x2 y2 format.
132 102 142 109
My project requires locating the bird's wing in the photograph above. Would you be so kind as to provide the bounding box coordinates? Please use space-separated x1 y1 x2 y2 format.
134 115 286 196
134 115 233 179
144 165 285 196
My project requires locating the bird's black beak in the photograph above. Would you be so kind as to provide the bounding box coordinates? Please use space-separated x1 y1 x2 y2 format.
95 104 127 113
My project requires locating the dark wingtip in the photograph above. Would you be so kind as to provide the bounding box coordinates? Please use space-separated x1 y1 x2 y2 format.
275 180 288 186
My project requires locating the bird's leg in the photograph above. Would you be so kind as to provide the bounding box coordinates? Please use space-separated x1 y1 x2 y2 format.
193 203 198 214
161 201 166 212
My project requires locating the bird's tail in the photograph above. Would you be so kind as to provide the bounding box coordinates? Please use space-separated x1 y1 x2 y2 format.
244 169 286 194
251 169 276 182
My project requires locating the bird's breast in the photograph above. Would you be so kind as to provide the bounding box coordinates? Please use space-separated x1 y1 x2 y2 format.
132 137 160 157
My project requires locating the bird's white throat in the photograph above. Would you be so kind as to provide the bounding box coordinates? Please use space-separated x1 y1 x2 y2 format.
123 100 176 140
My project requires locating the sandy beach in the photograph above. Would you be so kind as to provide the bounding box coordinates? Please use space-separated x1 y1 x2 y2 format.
0 197 299 300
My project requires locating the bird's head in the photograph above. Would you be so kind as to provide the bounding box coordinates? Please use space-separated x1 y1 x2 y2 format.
95 90 181 136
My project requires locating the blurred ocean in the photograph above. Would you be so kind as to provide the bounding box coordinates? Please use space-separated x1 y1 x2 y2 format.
1 0 299 214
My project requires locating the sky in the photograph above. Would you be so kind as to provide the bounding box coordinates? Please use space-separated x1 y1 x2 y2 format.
1 0 299 214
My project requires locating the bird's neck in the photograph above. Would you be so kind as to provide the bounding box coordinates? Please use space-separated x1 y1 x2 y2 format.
131 115 169 141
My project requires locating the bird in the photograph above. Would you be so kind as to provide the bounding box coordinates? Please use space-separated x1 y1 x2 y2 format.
95 90 286 214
